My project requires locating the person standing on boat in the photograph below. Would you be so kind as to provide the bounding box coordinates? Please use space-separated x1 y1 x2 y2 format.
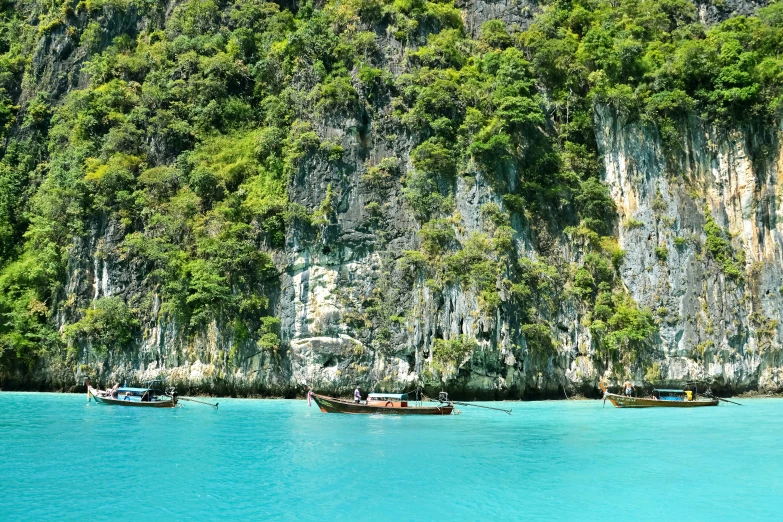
623 380 634 397
354 386 361 404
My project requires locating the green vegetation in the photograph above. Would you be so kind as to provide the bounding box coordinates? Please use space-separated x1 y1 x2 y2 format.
749 312 779 354
432 335 478 367
524 0 783 150
0 0 779 380
0 0 341 368
591 293 657 368
644 361 663 384
704 215 745 281
64 297 139 355
624 218 644 230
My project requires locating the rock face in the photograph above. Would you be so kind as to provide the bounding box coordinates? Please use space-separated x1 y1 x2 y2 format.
456 0 539 36
43 107 781 398
596 106 783 392
1 0 781 398
694 0 768 26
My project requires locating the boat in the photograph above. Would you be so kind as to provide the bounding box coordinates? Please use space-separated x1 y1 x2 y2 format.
601 383 719 408
85 378 178 408
308 391 455 415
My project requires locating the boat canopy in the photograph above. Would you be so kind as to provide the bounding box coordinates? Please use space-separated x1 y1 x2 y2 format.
117 387 153 394
653 389 686 393
368 393 408 400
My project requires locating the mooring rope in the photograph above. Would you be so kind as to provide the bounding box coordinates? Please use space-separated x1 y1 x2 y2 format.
399 387 423 401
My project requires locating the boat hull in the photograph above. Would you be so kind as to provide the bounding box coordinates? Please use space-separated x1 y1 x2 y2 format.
606 393 718 408
89 390 177 408
311 394 453 415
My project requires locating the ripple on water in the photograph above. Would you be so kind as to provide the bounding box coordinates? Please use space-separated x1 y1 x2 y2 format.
0 393 781 520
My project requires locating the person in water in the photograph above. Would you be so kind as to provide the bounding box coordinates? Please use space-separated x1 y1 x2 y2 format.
354 386 361 404
623 380 634 396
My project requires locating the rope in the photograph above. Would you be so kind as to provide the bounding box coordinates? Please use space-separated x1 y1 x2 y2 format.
399 387 423 401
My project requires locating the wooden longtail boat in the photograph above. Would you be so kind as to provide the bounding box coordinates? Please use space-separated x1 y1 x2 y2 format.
601 383 718 408
309 392 454 415
85 378 178 408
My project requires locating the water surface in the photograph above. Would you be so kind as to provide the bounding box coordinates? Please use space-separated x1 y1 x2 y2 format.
1 393 780 520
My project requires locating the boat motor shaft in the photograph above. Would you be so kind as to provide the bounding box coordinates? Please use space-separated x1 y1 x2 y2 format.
178 397 219 409
451 402 512 415
436 392 512 415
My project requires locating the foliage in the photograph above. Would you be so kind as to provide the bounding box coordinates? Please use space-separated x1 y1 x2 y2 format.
480 20 512 50
624 218 644 230
749 312 779 354
0 245 63 369
523 0 783 143
64 297 139 355
256 316 282 353
575 178 616 235
420 218 455 257
362 157 400 188
644 362 664 384
0 0 775 381
704 215 745 281
432 335 478 366
312 184 335 227
592 292 657 366
521 322 556 359
443 233 503 311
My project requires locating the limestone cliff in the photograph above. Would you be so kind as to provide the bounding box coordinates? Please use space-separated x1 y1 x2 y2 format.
0 0 780 398
597 107 783 391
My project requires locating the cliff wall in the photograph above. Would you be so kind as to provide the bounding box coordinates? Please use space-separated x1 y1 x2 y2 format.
0 0 780 398
597 106 783 391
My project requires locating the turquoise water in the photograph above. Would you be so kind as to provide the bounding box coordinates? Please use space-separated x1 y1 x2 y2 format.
1 393 781 520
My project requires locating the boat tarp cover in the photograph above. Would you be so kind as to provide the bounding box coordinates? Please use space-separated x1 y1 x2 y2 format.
368 393 408 399
654 389 686 393
117 387 153 393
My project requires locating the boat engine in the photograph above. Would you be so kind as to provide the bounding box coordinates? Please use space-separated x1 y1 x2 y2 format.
438 391 449 403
